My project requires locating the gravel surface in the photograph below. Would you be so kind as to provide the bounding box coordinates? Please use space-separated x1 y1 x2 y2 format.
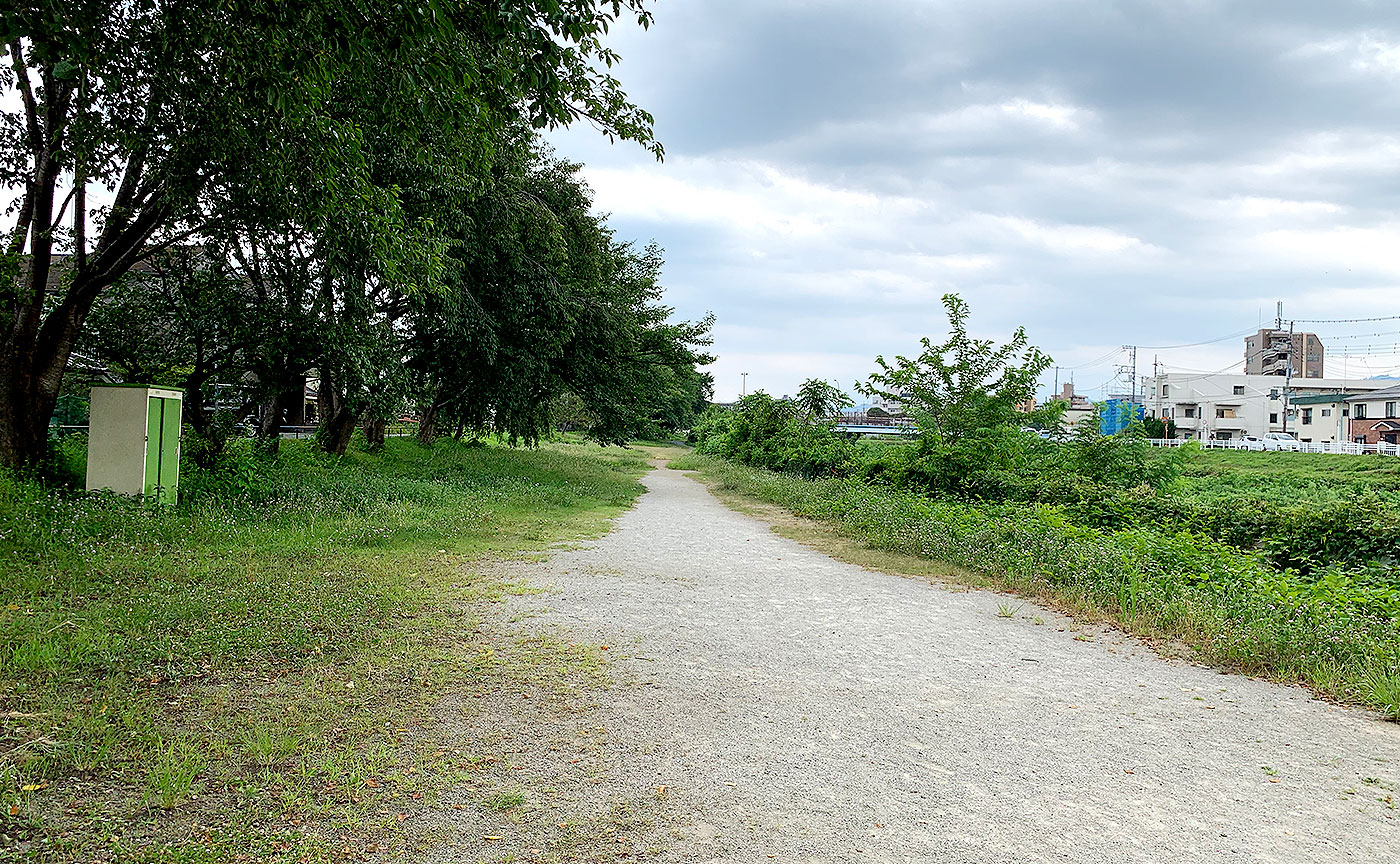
433 465 1400 862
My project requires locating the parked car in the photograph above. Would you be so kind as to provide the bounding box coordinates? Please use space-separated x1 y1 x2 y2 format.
1262 432 1301 451
1237 435 1266 451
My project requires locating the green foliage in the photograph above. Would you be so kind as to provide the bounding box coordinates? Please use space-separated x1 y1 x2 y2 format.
692 393 854 478
1142 415 1177 439
857 294 1052 445
408 145 714 446
794 378 853 420
2 0 672 466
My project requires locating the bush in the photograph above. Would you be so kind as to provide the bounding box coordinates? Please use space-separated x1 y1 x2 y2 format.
693 393 855 478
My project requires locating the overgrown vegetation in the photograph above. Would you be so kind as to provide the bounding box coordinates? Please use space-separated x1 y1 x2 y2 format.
1 437 651 860
684 297 1400 718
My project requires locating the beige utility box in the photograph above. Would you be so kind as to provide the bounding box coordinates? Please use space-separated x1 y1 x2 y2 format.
85 385 183 505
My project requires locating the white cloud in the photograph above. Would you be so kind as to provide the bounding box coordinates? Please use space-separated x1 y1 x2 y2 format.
1253 224 1400 278
1217 196 1346 220
1291 31 1400 78
982 215 1162 257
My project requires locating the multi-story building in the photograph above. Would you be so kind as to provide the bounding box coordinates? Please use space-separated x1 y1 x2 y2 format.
1145 373 1394 442
1244 328 1325 378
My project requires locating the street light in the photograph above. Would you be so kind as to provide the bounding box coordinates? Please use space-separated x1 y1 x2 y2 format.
741 372 748 398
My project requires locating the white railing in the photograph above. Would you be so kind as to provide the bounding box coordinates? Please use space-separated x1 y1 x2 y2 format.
1147 438 1400 456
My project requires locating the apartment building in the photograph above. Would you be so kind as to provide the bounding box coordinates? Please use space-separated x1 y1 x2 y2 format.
1244 328 1325 378
1144 373 1394 442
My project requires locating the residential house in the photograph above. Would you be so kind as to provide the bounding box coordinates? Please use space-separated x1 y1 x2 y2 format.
1345 385 1400 445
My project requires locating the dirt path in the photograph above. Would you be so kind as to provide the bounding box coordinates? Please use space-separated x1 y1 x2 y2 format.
425 465 1399 862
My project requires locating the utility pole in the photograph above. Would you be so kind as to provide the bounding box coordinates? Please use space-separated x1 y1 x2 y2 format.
1153 355 1161 419
1115 345 1138 402
1282 320 1294 435
740 372 748 399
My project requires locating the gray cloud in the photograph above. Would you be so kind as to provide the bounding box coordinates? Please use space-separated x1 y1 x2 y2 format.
552 0 1400 400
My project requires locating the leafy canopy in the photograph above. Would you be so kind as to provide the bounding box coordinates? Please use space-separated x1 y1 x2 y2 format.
857 294 1051 444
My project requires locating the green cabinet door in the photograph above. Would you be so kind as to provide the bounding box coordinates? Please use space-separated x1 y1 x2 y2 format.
144 397 163 499
158 397 181 505
143 396 182 504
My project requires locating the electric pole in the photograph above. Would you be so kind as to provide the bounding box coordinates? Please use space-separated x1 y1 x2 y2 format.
1115 345 1138 402
741 372 747 399
1282 320 1294 436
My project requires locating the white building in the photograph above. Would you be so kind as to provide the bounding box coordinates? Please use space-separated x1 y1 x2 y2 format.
1144 373 1395 442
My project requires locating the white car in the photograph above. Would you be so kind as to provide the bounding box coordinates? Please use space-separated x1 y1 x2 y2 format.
1237 435 1266 451
1262 432 1301 451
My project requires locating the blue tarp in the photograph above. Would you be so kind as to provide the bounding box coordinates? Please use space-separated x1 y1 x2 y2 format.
1100 399 1144 435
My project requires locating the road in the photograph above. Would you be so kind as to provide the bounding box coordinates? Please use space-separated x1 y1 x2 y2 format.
429 464 1399 863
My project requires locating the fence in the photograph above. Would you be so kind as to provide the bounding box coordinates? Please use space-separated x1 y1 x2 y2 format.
52 422 420 441
1147 438 1400 456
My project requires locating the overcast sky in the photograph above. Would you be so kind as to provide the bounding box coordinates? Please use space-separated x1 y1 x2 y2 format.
549 0 1400 402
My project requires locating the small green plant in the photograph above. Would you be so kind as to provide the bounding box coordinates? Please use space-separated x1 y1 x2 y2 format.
240 722 299 767
1261 765 1278 776
145 737 207 809
483 791 525 812
1361 669 1400 720
996 603 1022 618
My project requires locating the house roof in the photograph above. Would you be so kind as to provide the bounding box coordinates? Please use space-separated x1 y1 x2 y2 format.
1290 392 1358 406
1344 383 1400 403
1371 420 1400 432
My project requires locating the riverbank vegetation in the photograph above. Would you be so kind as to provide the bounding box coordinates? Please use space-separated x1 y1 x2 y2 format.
682 297 1400 718
2 437 650 859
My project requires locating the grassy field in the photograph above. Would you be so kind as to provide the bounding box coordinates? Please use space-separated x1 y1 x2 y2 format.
1 437 651 862
671 447 1400 719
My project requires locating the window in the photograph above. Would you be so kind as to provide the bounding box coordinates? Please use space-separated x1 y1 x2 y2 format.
1388 402 1397 419
1161 384 1169 397
1322 409 1331 418
1269 412 1278 424
1355 403 1368 419
1216 408 1237 419
1302 408 1312 425
1232 385 1245 395
1183 407 1195 419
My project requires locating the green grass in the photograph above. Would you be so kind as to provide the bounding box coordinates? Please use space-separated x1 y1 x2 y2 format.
0 436 650 861
672 451 1400 719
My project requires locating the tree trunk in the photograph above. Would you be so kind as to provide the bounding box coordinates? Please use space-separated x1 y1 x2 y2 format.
417 388 444 445
256 396 283 453
0 344 52 471
361 416 387 450
315 366 358 456
320 407 357 455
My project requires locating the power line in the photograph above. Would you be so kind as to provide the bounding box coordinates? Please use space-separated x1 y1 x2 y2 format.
1138 326 1256 350
1058 346 1124 371
1294 314 1400 324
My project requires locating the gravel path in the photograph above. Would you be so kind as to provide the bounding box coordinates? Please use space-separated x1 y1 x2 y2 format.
449 465 1400 862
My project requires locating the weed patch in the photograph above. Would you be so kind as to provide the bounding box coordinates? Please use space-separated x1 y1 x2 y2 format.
0 437 649 860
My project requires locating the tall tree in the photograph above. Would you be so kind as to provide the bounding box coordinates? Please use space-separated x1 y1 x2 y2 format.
410 148 712 445
858 294 1051 444
0 0 661 468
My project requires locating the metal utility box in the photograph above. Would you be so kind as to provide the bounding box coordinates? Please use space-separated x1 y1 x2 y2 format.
85 385 183 505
